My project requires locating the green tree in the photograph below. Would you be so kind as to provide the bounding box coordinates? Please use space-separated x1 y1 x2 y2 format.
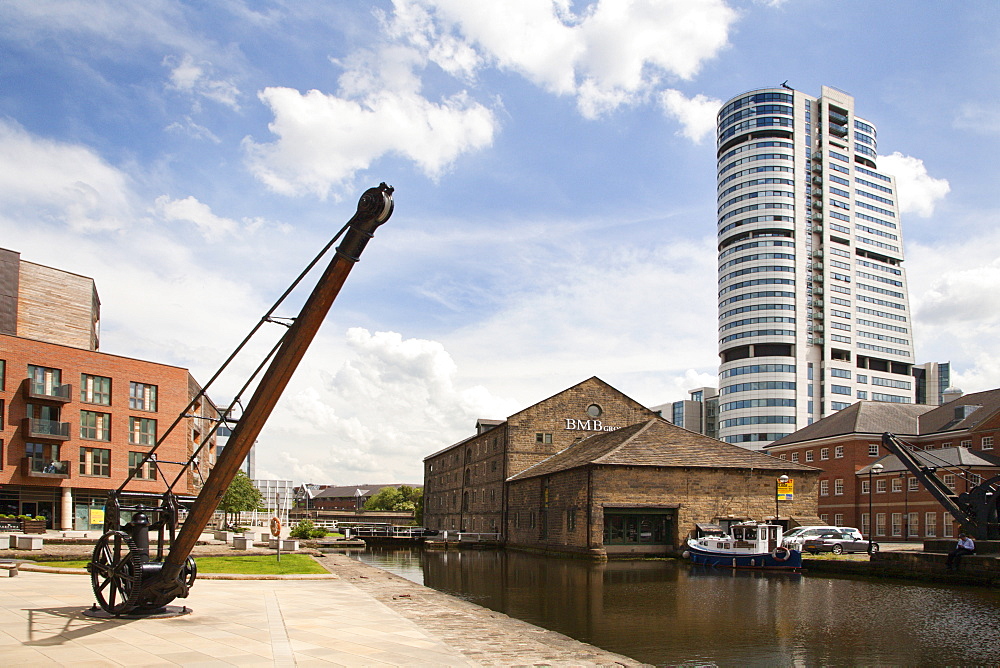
363 486 423 520
217 471 264 527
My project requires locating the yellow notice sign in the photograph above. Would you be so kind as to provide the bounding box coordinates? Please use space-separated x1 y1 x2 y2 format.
777 479 794 501
90 509 105 525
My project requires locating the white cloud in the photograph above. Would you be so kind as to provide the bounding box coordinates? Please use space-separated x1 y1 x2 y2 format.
384 0 736 119
878 152 950 218
906 222 1000 392
659 89 721 143
155 195 239 241
258 328 519 482
164 54 241 110
244 84 496 198
0 119 136 232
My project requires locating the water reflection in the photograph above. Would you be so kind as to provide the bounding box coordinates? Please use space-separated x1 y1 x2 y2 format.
354 547 1000 666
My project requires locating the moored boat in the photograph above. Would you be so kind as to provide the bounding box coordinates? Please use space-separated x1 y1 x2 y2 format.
684 523 802 570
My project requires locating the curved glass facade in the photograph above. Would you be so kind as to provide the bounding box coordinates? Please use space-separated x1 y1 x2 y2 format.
716 86 915 449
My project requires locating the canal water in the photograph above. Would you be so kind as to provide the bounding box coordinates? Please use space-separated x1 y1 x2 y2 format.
352 547 1000 666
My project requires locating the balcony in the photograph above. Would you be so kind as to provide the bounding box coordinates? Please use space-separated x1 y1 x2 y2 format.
24 379 73 403
828 110 849 125
829 124 849 138
23 458 71 479
812 150 823 161
23 417 71 441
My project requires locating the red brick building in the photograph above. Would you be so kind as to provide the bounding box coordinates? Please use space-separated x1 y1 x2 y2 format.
766 391 1000 541
0 248 216 531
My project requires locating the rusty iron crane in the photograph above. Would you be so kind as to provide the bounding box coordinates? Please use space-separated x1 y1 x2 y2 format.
881 432 1000 540
87 184 394 615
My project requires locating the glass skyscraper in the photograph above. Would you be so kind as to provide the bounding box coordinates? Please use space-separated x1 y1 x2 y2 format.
716 85 914 449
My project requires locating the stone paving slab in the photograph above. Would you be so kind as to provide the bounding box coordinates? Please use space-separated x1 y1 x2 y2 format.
0 554 645 667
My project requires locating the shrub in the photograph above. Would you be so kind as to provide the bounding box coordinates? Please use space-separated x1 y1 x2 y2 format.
289 519 315 539
309 527 328 538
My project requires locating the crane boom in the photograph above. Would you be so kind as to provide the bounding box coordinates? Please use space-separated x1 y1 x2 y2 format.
87 183 394 614
881 432 1000 540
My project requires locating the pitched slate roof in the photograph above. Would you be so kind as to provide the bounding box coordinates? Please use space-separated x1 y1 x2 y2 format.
860 446 1000 475
917 388 1000 433
507 418 818 481
767 401 934 447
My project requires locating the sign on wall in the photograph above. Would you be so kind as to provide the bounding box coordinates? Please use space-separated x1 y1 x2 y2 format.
777 479 794 501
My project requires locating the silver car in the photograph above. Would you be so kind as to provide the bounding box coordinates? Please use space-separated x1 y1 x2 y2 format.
802 530 878 555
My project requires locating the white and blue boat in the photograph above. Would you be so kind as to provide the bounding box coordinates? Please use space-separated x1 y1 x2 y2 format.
685 523 802 570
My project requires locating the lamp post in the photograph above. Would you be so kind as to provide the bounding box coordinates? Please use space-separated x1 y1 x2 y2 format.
775 474 789 524
868 462 883 555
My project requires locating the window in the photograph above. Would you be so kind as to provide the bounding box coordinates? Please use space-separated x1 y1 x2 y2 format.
791 452 799 462
831 384 852 395
834 479 844 495
26 442 65 474
876 478 887 493
908 512 919 537
834 513 844 526
820 448 829 460
908 477 919 492
805 450 814 462
943 474 955 490
567 508 576 532
778 453 786 460
960 440 972 448
80 374 111 405
80 447 111 477
535 433 552 444
129 417 157 445
943 519 954 538
857 391 868 399
80 411 111 441
820 480 829 496
835 445 844 458
0 399 3 430
925 512 937 537
820 514 829 524
891 513 902 537
0 359 4 390
875 513 886 536
28 365 67 398
862 513 870 536
129 382 158 412
868 443 879 457
982 436 994 450
891 477 902 492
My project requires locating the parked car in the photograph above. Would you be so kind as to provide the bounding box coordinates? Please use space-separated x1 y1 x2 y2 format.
802 531 878 555
782 526 864 549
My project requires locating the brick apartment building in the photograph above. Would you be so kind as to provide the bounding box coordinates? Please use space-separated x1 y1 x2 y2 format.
765 390 1000 541
423 377 819 558
0 248 217 531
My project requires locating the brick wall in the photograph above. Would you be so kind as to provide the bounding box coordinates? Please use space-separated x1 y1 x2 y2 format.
0 334 212 509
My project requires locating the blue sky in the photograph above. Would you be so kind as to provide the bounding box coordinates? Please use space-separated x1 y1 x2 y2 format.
2 0 997 484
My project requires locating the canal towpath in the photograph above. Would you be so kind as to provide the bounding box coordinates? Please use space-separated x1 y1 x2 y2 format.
0 533 646 666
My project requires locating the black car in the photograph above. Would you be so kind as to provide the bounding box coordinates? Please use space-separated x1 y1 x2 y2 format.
802 531 878 555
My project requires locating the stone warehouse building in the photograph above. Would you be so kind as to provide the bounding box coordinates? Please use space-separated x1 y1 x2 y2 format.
0 248 217 531
423 378 819 558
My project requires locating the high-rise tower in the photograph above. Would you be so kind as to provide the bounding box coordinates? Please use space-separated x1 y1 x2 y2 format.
716 86 915 448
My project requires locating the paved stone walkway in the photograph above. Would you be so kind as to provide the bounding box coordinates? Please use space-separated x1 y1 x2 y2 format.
0 553 643 667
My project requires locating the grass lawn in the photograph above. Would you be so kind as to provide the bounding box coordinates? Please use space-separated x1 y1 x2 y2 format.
34 554 328 575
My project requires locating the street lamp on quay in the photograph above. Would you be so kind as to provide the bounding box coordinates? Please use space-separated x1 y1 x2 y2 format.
775 474 789 524
868 463 884 555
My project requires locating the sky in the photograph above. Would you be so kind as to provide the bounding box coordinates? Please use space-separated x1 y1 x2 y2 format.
2 0 999 485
